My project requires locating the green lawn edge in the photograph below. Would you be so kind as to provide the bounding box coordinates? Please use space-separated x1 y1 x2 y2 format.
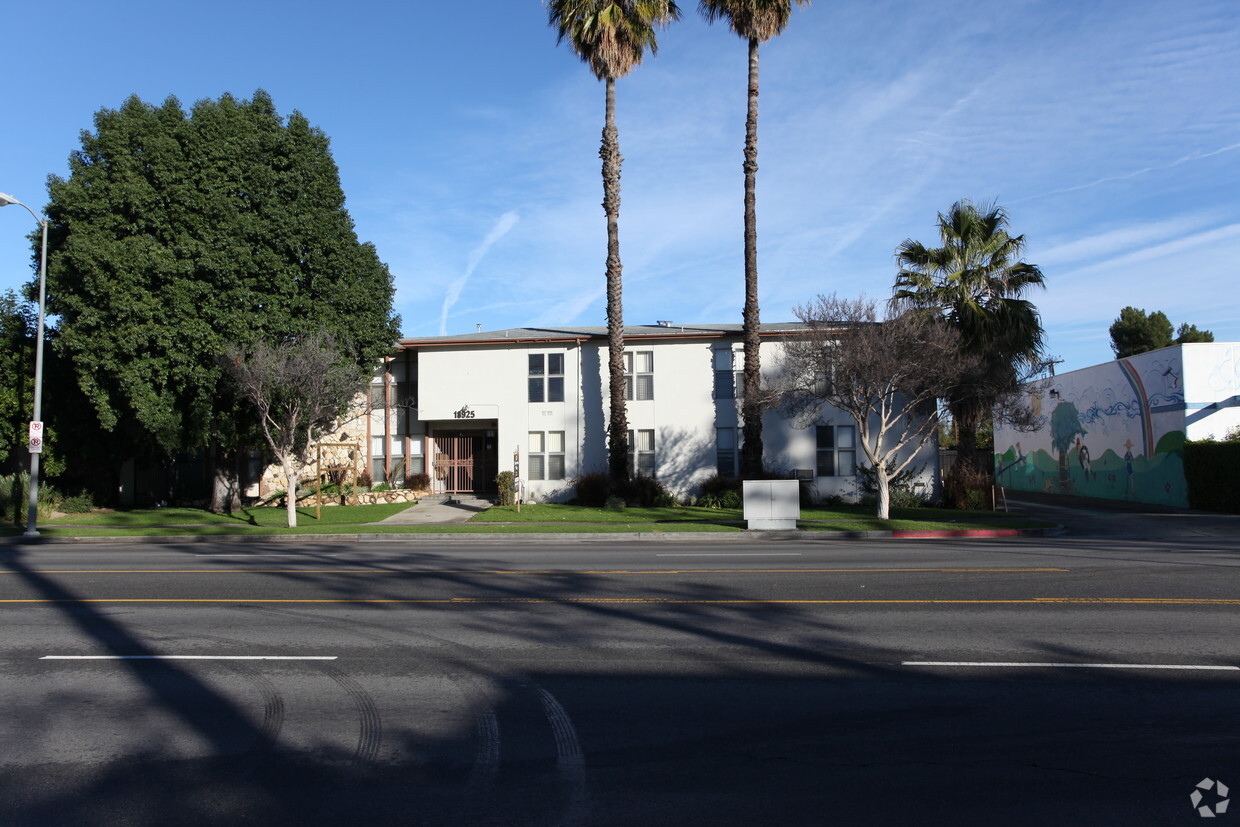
1 501 1056 539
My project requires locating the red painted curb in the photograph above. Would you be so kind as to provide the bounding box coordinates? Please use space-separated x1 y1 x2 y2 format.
892 529 1024 539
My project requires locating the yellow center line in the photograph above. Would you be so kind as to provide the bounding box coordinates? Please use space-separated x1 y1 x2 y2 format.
0 597 1235 605
0 567 1071 576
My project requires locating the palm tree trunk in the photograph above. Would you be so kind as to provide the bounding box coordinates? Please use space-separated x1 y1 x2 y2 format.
601 77 629 482
739 36 764 478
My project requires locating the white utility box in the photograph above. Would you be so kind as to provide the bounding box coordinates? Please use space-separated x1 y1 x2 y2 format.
742 480 800 530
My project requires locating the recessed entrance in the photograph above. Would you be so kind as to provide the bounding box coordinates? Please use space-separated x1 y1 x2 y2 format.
434 430 498 495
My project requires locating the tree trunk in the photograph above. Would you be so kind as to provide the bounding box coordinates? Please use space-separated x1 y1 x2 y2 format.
281 454 299 528
946 397 986 508
601 76 629 482
875 468 892 521
209 445 241 514
739 37 764 479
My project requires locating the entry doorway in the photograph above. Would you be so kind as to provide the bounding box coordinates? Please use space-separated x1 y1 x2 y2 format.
433 430 498 495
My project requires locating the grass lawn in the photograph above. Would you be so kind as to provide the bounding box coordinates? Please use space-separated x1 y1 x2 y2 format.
474 503 1053 532
470 504 737 525
34 502 415 528
0 501 1053 538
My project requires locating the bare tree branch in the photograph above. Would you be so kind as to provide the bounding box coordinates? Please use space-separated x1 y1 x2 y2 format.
774 294 976 519
221 330 369 527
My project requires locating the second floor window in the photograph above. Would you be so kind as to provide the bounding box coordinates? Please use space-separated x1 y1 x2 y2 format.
529 353 565 403
625 351 654 401
714 349 741 400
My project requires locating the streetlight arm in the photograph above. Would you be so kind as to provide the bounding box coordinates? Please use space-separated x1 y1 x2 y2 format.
0 192 44 226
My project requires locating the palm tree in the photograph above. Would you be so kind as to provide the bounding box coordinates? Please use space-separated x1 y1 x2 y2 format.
893 199 1046 502
699 0 809 478
547 0 681 482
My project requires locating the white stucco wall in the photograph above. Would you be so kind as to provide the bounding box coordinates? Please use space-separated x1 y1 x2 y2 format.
1181 342 1240 441
405 331 939 504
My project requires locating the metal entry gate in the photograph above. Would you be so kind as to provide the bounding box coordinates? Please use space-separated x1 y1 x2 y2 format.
435 433 497 495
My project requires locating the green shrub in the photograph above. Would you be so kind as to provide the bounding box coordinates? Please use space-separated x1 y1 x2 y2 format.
572 471 612 507
719 489 741 509
1184 440 1240 514
372 482 391 493
60 493 96 514
620 475 674 508
495 471 516 506
604 495 626 510
700 474 742 500
0 473 63 522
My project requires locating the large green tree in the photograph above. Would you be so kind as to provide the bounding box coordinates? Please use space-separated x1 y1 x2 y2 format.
1109 307 1213 357
893 200 1046 505
699 0 809 478
0 290 35 476
42 91 399 506
547 0 681 482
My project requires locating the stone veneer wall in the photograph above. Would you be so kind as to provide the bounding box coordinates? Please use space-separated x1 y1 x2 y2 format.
257 390 373 498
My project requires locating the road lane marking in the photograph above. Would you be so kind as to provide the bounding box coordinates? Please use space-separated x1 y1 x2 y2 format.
903 661 1239 671
5 597 1238 605
656 553 803 557
39 655 337 660
2 567 1070 575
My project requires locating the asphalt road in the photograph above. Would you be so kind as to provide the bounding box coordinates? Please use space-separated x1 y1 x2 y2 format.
1 529 1238 825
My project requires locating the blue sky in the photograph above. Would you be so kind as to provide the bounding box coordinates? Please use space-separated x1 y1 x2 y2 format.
2 0 1237 372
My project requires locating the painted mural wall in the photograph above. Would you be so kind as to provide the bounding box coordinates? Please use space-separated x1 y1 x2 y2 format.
994 346 1189 507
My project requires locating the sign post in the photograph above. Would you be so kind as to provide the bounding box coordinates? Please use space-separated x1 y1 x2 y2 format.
514 447 521 513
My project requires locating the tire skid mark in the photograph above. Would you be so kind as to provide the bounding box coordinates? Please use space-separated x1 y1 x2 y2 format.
319 664 383 763
537 685 589 826
471 706 500 781
196 634 286 749
223 662 286 747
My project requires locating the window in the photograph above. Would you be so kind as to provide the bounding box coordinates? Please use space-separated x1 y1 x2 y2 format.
528 431 566 481
368 381 386 409
528 353 565 403
624 351 654 401
371 435 387 483
408 436 425 475
816 425 857 477
627 429 655 477
528 432 544 480
716 427 738 477
714 349 741 400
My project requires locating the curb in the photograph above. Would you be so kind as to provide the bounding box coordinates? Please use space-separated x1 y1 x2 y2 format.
0 524 1065 546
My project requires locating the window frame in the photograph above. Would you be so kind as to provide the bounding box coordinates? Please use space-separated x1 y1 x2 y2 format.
624 351 654 401
528 430 566 481
816 424 857 478
528 352 565 403
627 428 656 477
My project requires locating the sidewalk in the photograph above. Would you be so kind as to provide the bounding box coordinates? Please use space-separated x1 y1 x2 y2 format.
1002 491 1240 540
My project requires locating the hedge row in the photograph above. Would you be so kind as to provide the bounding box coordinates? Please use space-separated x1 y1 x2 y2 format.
1183 441 1240 514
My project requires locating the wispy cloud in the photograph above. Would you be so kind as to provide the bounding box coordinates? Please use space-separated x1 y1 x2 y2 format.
1017 143 1240 203
439 210 520 335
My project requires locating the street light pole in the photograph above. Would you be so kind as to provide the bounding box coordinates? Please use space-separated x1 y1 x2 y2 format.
0 192 49 537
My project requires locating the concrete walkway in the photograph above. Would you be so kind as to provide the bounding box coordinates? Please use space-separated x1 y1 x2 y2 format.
374 497 492 525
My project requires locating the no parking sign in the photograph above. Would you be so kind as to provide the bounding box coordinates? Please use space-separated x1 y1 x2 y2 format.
28 420 42 454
